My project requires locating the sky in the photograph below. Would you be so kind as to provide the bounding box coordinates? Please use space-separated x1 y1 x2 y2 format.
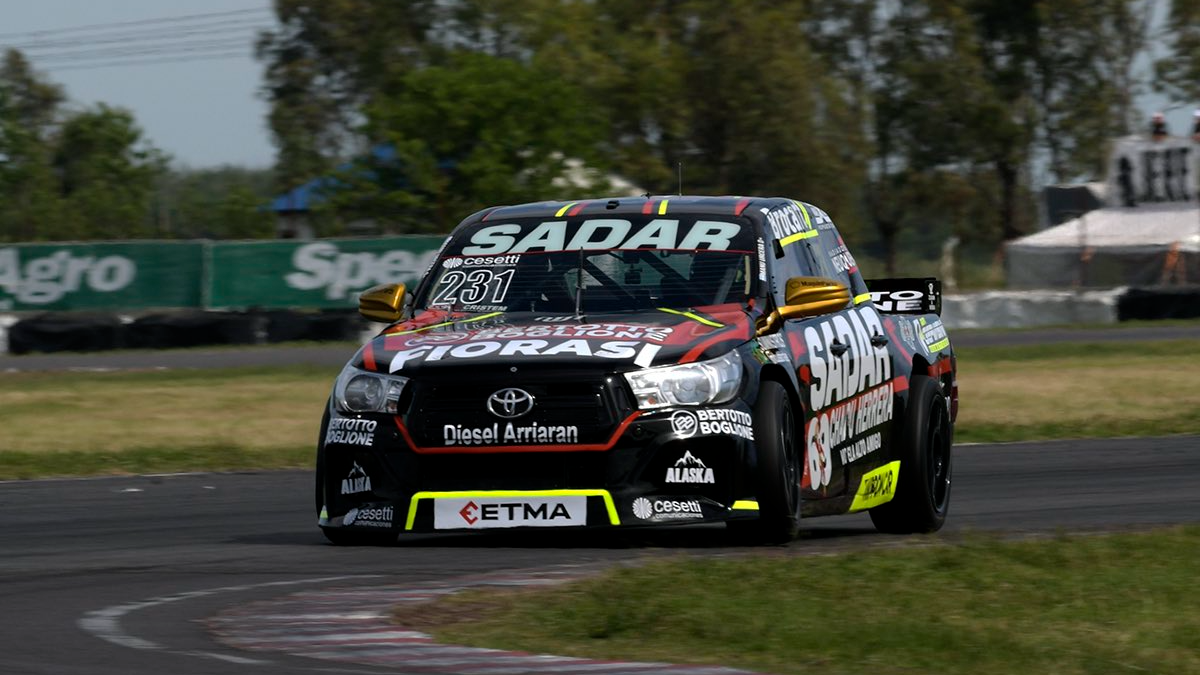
0 0 277 168
0 1 1193 172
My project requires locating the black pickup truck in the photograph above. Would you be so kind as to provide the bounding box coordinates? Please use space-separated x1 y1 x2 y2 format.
316 195 957 544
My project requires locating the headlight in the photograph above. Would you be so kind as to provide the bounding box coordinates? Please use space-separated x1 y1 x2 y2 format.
624 350 743 409
333 364 408 414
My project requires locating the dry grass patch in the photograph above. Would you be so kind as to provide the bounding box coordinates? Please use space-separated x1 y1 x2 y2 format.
954 339 1200 442
0 366 333 454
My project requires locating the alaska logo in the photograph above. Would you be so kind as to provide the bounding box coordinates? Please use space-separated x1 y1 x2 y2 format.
665 450 715 484
340 462 372 495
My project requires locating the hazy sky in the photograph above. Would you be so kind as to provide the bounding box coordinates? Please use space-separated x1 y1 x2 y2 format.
1 0 276 168
1 2 1192 173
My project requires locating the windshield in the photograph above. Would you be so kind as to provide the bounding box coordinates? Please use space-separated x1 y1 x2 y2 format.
416 216 756 313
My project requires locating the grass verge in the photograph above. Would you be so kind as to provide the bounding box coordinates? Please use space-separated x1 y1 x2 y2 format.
1 338 1197 478
421 527 1200 675
953 339 1200 443
0 365 331 479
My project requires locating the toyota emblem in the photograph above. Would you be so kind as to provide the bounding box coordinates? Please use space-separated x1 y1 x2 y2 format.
487 388 535 419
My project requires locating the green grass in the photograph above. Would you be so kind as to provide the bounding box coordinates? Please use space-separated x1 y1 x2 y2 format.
1 337 1197 478
421 527 1200 675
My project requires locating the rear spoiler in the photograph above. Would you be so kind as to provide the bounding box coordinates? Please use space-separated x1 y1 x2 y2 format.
863 278 942 316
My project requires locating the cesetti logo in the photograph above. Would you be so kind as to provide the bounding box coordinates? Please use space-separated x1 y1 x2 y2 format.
0 248 136 304
284 242 439 300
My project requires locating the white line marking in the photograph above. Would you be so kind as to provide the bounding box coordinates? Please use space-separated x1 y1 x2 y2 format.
182 651 271 665
77 574 383 665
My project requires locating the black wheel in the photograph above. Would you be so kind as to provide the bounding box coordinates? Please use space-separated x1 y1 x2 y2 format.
869 374 952 534
732 380 801 544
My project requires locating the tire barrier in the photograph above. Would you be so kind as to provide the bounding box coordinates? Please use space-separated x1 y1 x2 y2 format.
1117 286 1200 321
6 313 126 355
126 312 260 350
5 310 367 354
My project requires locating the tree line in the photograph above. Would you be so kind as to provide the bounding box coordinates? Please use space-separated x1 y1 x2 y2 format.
6 1 1200 276
259 0 1199 273
0 49 275 244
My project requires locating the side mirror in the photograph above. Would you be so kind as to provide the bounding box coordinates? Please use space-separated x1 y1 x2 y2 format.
757 277 851 335
359 283 407 323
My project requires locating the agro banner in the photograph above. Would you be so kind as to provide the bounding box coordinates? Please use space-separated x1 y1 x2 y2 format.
207 236 445 309
0 241 204 312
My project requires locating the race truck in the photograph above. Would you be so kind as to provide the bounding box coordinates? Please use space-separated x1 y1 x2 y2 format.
316 195 958 544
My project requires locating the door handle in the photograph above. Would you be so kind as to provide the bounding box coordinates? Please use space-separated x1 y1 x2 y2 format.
870 333 889 347
830 339 849 356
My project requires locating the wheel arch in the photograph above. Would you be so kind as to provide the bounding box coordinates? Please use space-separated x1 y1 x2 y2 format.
757 363 805 421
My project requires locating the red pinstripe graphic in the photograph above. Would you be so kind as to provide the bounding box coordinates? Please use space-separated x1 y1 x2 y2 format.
393 412 642 454
480 208 499 221
641 200 655 215
787 330 806 358
734 198 751 215
892 375 909 392
884 318 913 361
568 201 587 216
678 317 751 364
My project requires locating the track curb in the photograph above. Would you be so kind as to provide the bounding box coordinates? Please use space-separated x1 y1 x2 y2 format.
207 566 763 675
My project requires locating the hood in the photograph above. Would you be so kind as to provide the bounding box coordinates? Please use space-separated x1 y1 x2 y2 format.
353 305 757 376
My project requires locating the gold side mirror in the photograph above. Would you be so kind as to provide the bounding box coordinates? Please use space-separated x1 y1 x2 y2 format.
757 277 851 335
359 283 407 323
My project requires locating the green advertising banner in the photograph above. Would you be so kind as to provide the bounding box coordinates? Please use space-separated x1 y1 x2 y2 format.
0 241 204 312
207 236 446 309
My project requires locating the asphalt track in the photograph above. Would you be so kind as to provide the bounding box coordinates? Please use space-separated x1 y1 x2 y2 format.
0 435 1197 675
2 322 1199 372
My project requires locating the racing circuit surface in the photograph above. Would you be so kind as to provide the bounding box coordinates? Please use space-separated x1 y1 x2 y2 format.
2 322 1200 372
0 435 1197 675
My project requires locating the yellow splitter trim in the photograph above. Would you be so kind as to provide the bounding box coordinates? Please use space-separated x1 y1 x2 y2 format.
406 489 620 530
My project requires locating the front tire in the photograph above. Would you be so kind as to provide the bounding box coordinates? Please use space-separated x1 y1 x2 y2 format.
734 380 801 544
869 374 952 534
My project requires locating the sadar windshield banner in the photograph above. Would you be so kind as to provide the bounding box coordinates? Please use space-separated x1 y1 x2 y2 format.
0 237 445 312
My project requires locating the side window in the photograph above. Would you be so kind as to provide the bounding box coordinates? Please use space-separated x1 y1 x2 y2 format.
767 201 852 304
807 202 869 299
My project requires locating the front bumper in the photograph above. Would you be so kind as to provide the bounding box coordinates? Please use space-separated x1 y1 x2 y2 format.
319 402 763 533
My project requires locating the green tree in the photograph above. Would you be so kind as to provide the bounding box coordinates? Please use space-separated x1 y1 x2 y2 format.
322 51 607 233
155 166 277 239
0 50 66 242
256 0 445 188
1155 0 1200 102
50 104 168 240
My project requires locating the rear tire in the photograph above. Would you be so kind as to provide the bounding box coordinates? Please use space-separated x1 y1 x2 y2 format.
732 380 801 544
869 375 952 534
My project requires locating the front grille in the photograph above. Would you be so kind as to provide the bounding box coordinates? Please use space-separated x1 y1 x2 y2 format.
415 452 611 490
404 374 631 447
